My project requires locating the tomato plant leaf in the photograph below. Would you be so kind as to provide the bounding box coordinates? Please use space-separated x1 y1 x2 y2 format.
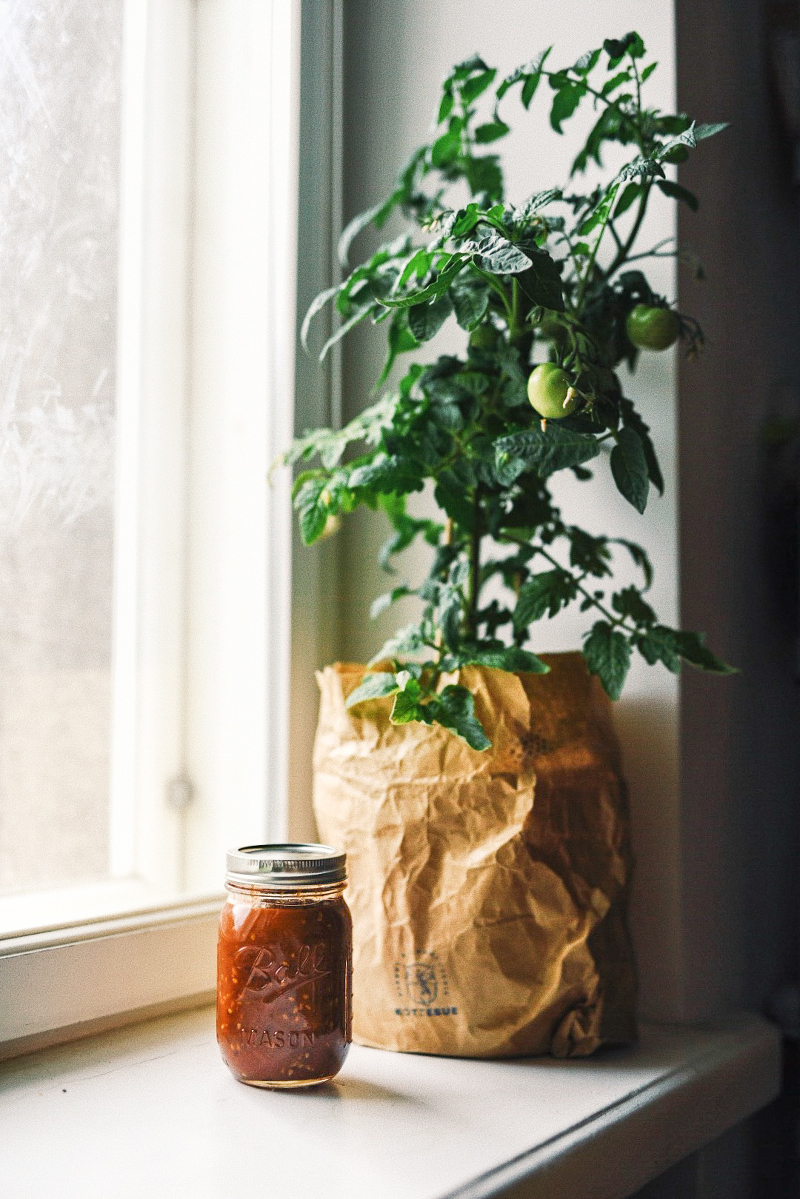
495 427 600 483
514 570 578 631
657 179 699 211
610 427 650 513
295 476 329 546
694 122 729 141
459 646 550 674
408 294 452 342
583 621 632 700
346 672 400 708
469 231 532 274
673 630 737 673
449 272 490 329
427 685 491 750
636 625 682 671
474 121 510 144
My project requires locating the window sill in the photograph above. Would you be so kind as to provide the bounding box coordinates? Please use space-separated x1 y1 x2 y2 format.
0 895 222 1057
0 1006 780 1199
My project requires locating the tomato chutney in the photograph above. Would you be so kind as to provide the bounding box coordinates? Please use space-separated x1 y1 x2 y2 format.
217 844 352 1087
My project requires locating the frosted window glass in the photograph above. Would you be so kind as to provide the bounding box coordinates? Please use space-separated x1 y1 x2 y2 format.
0 1 122 891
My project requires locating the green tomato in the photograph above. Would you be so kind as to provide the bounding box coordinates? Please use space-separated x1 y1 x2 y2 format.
626 304 680 351
526 363 578 419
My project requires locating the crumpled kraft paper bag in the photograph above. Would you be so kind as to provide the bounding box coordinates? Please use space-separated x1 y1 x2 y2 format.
313 652 637 1058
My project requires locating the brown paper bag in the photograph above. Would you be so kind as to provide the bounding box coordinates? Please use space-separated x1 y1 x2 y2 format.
312 652 636 1058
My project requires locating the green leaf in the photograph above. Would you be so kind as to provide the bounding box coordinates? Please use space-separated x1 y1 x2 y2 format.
610 428 650 513
460 68 497 105
618 156 664 182
601 70 632 97
604 32 645 65
636 625 681 672
583 621 632 700
438 88 454 124
613 182 642 219
521 188 562 216
495 427 600 483
428 685 491 750
300 284 340 350
431 127 461 168
377 310 419 385
369 622 431 664
619 399 664 494
520 247 565 310
614 538 653 588
380 259 465 308
408 294 453 342
475 121 510 144
497 50 551 106
450 272 489 329
612 585 656 626
434 469 476 530
346 672 400 708
337 192 400 266
370 585 413 620
673 631 737 674
348 454 421 495
568 527 612 577
514 570 577 631
451 204 481 238
657 179 699 211
550 83 585 133
520 73 539 108
295 477 329 546
319 305 373 361
641 62 658 82
694 122 729 141
573 48 601 76
460 646 550 674
463 154 504 200
391 685 433 726
469 231 531 274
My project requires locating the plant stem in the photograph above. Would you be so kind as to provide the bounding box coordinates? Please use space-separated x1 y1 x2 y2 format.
509 278 523 339
466 490 482 639
536 545 631 631
604 180 652 280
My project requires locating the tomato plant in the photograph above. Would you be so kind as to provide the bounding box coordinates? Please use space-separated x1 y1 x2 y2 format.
284 33 732 749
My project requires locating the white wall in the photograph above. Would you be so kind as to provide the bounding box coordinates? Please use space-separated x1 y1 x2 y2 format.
337 0 684 1020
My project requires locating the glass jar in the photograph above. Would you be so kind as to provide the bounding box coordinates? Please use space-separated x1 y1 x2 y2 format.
216 843 352 1088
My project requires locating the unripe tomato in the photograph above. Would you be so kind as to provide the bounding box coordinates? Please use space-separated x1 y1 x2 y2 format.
625 304 680 351
526 363 579 419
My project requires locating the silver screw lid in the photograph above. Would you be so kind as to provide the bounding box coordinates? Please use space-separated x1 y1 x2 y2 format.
225 843 346 887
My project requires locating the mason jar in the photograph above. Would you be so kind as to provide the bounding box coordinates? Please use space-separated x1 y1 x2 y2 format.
217 843 352 1088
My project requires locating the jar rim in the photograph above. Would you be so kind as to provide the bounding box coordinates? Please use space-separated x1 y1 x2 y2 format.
225 842 346 887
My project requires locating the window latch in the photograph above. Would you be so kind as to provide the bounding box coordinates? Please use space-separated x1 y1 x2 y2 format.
167 775 194 812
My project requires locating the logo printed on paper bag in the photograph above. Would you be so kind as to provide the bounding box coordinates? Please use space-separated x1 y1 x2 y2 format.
393 951 458 1018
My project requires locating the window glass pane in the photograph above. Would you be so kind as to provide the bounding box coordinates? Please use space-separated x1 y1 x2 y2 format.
0 0 122 893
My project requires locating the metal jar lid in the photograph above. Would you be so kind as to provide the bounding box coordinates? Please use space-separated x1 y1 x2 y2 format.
225 843 346 888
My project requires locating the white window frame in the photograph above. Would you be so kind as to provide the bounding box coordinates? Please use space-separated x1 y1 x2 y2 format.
0 0 335 1058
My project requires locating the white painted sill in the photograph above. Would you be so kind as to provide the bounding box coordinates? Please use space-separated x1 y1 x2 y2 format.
0 1005 780 1199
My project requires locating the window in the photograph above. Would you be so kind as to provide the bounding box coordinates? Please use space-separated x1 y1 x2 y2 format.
0 0 312 1054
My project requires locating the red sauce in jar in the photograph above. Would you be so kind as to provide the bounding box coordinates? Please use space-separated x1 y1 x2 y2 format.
216 845 351 1088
